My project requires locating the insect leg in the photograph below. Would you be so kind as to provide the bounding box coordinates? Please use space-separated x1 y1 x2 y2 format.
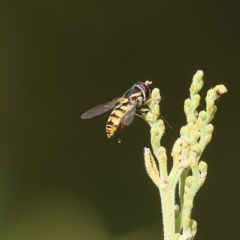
118 123 125 143
138 107 150 113
135 113 146 121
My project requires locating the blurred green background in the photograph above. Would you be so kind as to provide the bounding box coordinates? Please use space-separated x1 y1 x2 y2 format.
0 1 239 239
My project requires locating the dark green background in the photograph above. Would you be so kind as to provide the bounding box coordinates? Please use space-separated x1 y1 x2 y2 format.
0 1 239 239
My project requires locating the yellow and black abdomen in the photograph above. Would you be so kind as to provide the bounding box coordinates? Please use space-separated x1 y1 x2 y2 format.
106 98 129 138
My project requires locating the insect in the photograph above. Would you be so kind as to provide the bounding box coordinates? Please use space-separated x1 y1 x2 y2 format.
81 80 152 143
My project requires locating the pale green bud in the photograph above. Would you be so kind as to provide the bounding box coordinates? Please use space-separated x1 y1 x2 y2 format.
199 175 206 186
191 220 197 237
192 143 201 154
199 110 207 121
206 101 214 113
213 84 228 96
145 112 153 123
187 123 196 133
187 115 196 124
185 98 191 106
159 146 166 155
204 134 212 144
198 161 207 172
151 88 161 101
190 70 204 94
193 70 204 83
171 138 183 159
205 124 214 133
184 105 189 115
150 127 159 143
193 94 200 107
159 151 167 164
184 98 191 115
152 104 159 117
190 82 197 94
180 126 188 136
159 147 167 162
186 176 194 187
206 89 214 98
157 119 164 128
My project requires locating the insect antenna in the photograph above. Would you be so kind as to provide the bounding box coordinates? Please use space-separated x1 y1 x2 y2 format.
160 113 178 136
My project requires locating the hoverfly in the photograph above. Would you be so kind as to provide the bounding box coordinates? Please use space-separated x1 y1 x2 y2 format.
81 80 152 143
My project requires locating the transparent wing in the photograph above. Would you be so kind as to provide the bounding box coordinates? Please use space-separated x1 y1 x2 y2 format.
120 101 138 126
81 98 121 119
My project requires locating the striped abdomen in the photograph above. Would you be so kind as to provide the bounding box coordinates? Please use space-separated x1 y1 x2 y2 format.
106 99 129 138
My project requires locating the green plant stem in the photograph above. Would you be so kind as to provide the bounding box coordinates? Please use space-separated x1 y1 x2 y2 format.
159 187 175 240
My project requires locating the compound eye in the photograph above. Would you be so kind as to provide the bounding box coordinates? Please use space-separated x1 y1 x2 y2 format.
135 82 151 99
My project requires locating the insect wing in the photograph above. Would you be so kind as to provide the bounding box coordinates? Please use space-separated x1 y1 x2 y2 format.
81 98 121 119
120 101 137 126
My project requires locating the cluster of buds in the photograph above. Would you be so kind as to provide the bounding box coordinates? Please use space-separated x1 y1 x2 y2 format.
142 71 227 240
